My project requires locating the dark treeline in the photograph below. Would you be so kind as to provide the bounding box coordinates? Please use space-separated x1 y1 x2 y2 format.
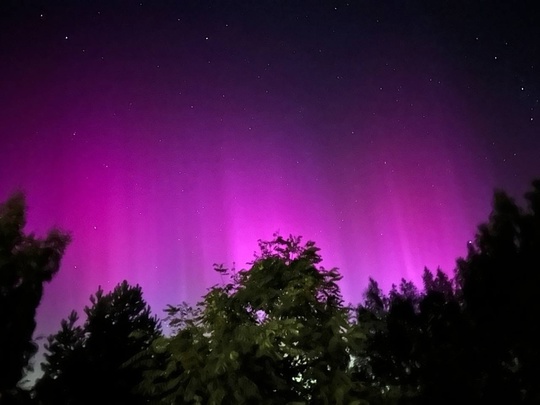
1 180 540 404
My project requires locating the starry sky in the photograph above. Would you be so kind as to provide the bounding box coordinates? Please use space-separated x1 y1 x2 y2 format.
1 0 539 351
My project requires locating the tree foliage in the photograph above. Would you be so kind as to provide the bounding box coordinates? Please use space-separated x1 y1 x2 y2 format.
0 192 70 401
135 234 368 404
34 281 161 405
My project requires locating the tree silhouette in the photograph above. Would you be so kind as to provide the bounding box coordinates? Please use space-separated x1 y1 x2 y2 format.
0 192 70 402
353 270 478 404
353 179 540 404
456 179 540 403
34 281 161 405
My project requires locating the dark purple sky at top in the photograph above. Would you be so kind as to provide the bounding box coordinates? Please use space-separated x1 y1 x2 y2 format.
1 0 539 356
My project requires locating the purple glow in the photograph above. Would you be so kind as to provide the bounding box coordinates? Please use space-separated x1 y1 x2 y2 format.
1 2 538 349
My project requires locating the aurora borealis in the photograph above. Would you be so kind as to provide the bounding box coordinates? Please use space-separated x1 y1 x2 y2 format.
1 0 539 368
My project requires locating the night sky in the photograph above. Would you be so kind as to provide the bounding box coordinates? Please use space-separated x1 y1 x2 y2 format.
1 0 539 368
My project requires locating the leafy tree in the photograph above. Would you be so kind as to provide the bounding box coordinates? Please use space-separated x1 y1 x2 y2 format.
135 234 368 404
0 192 70 402
34 281 161 405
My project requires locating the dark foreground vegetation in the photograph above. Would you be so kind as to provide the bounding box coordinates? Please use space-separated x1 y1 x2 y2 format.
1 180 540 404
